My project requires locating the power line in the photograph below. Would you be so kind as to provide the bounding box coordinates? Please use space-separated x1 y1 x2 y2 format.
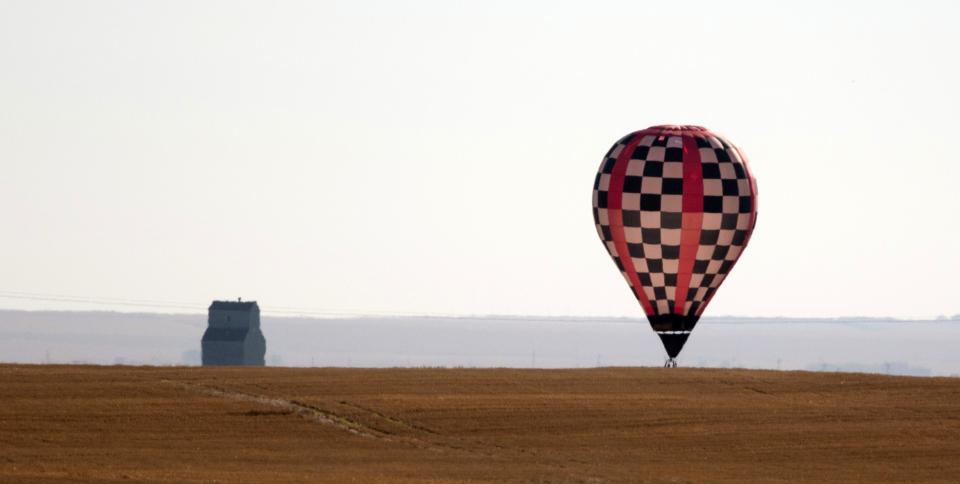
0 290 204 307
0 292 204 311
0 290 647 323
0 290 513 319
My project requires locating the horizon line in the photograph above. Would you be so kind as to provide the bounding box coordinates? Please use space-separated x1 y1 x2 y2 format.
1 306 958 323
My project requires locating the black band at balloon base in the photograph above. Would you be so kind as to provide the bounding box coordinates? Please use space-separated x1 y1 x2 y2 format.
656 332 691 359
646 313 700 332
647 314 699 358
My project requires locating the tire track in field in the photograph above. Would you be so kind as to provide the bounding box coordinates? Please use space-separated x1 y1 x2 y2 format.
336 400 438 435
164 380 388 439
163 380 595 479
163 380 500 457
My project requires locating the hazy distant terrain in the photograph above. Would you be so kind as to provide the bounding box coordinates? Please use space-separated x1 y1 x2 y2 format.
3 365 959 483
1 310 958 376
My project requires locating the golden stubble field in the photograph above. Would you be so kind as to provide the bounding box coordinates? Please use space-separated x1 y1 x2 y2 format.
1 365 958 483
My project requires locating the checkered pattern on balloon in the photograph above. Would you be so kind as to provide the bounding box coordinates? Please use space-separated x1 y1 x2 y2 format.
592 126 757 360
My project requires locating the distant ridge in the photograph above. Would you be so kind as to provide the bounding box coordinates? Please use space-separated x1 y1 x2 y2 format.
1 309 959 376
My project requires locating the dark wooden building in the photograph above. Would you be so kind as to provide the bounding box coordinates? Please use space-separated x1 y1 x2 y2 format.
201 300 266 366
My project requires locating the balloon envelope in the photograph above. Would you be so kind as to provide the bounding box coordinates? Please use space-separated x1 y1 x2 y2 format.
592 125 757 358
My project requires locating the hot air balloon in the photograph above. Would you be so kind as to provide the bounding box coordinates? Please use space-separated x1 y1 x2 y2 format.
592 125 757 367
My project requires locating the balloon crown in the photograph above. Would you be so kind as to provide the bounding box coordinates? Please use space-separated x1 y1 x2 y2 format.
647 125 709 133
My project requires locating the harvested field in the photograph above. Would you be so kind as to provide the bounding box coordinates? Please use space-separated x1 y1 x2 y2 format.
1 365 959 483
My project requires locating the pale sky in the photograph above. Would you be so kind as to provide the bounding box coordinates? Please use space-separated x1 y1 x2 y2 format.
1 1 958 319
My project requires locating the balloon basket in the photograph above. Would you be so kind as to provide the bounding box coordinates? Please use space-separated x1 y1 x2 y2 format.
664 358 678 368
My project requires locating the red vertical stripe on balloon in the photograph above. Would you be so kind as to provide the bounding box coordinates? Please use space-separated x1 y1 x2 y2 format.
608 132 655 316
673 135 704 315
